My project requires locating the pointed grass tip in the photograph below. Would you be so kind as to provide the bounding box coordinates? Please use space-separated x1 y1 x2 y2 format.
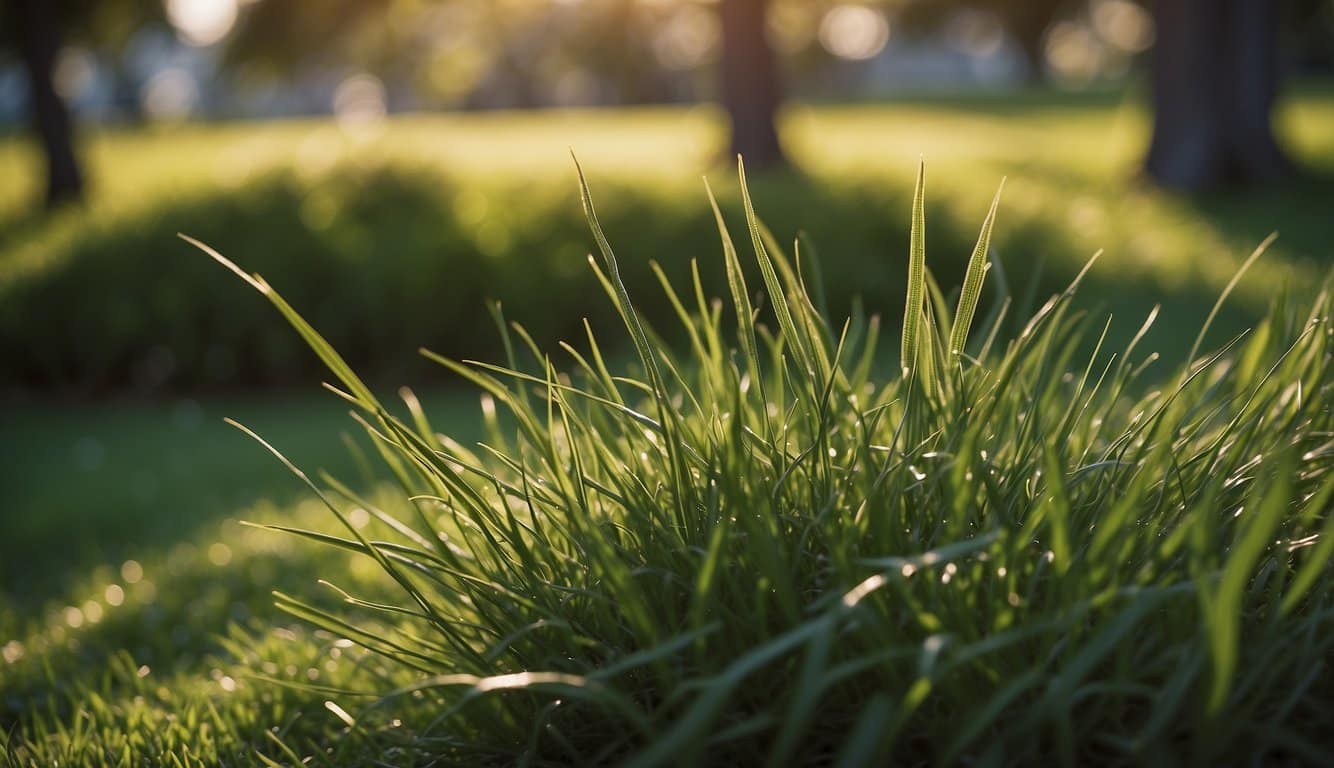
179 233 266 293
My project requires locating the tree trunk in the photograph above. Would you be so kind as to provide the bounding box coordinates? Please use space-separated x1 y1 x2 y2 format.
10 0 83 208
719 0 785 170
1007 0 1065 83
1144 0 1294 190
981 0 1068 83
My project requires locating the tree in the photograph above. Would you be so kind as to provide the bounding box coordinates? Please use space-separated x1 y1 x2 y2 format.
1144 0 1294 190
718 0 785 169
2 0 164 209
973 0 1072 82
5 0 84 208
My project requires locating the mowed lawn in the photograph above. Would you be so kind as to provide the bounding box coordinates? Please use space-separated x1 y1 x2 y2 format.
2 87 1333 761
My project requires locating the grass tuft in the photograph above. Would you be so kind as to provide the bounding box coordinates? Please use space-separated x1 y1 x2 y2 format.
216 162 1333 765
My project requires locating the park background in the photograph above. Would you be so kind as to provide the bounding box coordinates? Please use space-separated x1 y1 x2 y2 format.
1 0 1333 759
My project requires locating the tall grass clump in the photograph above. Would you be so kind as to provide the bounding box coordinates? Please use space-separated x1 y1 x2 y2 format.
196 158 1333 766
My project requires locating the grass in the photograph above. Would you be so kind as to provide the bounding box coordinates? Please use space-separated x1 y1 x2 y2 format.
6 153 1332 764
3 86 1334 390
0 390 480 608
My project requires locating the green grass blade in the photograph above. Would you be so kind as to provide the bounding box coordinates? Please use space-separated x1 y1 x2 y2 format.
900 159 926 377
950 178 1005 356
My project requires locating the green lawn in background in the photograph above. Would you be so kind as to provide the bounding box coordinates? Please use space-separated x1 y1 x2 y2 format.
2 86 1333 392
3 85 1331 289
0 389 481 609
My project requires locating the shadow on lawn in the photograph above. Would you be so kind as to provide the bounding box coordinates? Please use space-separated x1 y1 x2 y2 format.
1178 170 1334 271
0 389 481 611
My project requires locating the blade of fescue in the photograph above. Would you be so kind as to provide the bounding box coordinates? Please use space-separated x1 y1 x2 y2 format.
704 177 766 414
1204 447 1296 715
736 156 816 384
900 159 926 377
570 155 664 397
949 178 1005 357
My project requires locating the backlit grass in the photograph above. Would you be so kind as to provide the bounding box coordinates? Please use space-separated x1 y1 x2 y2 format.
8 158 1329 765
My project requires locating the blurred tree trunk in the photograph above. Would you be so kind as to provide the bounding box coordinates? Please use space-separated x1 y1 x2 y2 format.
9 0 84 208
719 0 785 169
1005 0 1067 83
1145 0 1294 190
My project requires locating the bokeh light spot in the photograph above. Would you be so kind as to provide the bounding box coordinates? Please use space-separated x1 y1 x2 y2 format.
819 5 891 61
166 0 239 47
208 542 233 566
121 560 144 584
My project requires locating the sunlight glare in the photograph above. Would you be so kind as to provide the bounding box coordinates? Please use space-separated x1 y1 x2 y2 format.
166 0 239 47
819 5 890 61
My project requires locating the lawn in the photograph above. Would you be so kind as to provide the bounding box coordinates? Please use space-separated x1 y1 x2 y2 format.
3 87 1333 391
2 87 1333 764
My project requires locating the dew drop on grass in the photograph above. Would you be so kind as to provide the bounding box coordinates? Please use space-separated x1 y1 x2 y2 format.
105 584 125 606
2 641 23 664
63 606 84 628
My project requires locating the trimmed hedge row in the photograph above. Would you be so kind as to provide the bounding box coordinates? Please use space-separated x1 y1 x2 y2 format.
1 160 1017 393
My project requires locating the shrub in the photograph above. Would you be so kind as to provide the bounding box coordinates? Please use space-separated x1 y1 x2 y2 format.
1 160 1005 393
200 160 1333 765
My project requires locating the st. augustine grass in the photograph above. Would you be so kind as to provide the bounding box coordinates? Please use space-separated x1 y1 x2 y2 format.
6 157 1331 764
